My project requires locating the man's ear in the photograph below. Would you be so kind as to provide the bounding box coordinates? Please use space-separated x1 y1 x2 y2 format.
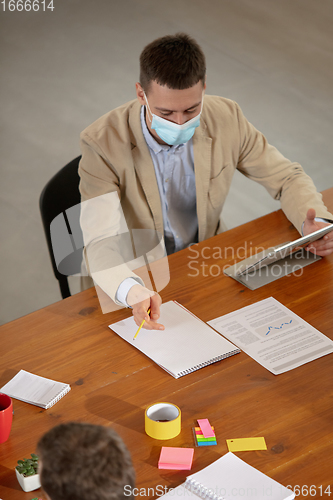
135 82 145 105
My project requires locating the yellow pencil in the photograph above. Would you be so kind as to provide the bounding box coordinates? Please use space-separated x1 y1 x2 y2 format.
133 308 151 340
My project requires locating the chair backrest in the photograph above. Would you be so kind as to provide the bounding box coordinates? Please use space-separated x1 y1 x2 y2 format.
39 156 82 299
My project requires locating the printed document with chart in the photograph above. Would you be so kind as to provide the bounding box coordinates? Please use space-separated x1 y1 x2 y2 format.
208 297 333 375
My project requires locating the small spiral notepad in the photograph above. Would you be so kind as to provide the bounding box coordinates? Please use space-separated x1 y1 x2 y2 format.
109 301 240 379
0 370 71 409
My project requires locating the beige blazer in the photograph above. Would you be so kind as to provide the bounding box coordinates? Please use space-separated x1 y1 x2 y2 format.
79 96 332 301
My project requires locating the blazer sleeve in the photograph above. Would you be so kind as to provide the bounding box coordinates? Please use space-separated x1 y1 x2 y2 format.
235 103 333 233
79 132 145 306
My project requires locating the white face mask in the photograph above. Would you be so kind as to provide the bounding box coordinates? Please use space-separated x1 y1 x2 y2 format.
144 92 204 145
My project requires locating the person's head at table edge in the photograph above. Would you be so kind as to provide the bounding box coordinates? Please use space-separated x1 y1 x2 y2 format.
37 422 135 500
136 33 207 146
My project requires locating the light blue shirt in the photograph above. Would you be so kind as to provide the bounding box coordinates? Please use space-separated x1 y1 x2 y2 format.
116 106 198 305
140 105 198 253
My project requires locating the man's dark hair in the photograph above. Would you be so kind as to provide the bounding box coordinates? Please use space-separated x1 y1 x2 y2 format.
37 422 135 500
140 33 206 93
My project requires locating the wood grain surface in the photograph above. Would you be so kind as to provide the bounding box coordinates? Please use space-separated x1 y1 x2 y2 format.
1 189 332 499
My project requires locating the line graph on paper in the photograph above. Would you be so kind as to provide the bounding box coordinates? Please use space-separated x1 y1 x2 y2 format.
265 319 293 335
255 317 297 338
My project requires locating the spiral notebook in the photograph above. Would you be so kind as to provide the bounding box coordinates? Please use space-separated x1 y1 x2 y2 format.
159 452 294 500
0 369 71 409
109 301 240 378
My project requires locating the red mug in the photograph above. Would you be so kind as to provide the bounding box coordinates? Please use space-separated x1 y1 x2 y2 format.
0 393 13 443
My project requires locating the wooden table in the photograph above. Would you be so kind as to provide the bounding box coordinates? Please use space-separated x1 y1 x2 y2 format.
1 189 333 500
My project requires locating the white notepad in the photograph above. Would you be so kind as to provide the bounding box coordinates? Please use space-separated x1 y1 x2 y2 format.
0 370 71 409
109 301 240 378
160 452 294 500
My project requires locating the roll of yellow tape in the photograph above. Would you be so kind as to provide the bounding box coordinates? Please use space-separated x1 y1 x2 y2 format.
145 402 181 440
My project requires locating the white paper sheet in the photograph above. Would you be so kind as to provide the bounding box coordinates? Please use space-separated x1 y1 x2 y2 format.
208 297 333 375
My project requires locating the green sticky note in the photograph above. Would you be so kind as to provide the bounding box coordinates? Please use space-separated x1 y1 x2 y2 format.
196 435 216 442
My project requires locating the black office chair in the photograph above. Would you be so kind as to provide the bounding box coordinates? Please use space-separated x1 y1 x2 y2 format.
39 156 83 299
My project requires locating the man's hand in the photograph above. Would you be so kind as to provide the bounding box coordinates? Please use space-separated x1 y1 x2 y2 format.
126 284 164 331
303 208 333 256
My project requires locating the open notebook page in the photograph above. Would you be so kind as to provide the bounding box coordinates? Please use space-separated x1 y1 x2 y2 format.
109 301 240 378
158 452 294 500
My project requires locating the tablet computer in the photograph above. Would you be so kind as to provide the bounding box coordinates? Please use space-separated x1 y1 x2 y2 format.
228 223 333 277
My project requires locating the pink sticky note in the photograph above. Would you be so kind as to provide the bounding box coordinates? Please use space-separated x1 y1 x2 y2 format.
158 447 194 470
197 418 215 438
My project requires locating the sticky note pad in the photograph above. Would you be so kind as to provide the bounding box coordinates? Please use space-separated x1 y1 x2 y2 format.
226 437 267 452
158 447 194 470
197 418 215 438
193 427 217 446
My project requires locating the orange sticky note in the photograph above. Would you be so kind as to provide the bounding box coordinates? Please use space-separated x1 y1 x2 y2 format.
195 426 215 435
226 437 267 452
158 447 194 470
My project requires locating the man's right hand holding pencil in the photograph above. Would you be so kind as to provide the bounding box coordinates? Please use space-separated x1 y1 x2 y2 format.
127 285 164 331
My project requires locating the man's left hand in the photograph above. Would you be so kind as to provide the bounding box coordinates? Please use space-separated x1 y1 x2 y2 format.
303 208 333 256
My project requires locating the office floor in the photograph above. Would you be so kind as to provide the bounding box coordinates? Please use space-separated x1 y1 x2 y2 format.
1 0 333 325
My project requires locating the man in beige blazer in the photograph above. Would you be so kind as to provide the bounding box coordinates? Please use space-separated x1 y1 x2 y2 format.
79 34 333 330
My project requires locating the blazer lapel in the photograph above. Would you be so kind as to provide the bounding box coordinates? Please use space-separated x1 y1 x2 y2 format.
193 126 212 242
129 103 164 236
